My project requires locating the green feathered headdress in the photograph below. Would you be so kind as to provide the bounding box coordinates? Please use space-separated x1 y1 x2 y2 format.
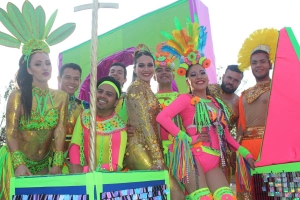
0 1 76 60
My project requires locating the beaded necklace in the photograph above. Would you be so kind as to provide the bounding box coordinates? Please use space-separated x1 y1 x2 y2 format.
191 95 228 169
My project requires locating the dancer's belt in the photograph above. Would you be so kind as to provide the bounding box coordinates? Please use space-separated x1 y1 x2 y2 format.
243 126 265 140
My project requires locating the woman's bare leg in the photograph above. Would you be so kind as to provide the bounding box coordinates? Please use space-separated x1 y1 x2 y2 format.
206 167 235 199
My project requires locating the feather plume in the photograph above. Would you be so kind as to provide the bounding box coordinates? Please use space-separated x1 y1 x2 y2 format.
43 9 58 39
46 23 76 46
161 45 181 58
161 30 175 41
22 1 38 38
0 8 25 43
237 28 279 72
7 3 31 40
0 31 21 48
166 40 183 55
192 22 200 51
173 30 188 51
36 6 45 39
198 26 207 56
174 17 182 30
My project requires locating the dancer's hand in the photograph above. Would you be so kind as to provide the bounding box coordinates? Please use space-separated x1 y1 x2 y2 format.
127 125 136 137
247 158 255 170
15 164 32 177
49 166 62 174
193 132 210 144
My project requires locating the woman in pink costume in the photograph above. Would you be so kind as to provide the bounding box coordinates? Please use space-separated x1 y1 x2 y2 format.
69 76 127 172
156 17 255 200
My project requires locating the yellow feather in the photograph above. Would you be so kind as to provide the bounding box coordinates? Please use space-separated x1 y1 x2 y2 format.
238 28 279 72
167 40 184 55
173 30 189 52
192 22 199 51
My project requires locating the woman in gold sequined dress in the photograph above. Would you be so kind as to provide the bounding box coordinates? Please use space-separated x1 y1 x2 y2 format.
124 45 164 170
8 52 68 175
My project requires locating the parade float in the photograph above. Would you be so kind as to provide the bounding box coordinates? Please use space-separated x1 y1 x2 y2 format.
7 0 216 199
251 27 300 199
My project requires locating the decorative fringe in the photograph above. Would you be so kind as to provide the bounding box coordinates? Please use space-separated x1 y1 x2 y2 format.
0 146 14 200
169 136 194 184
236 152 252 192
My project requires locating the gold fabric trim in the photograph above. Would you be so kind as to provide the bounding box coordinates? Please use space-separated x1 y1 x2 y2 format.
243 126 265 140
243 81 271 104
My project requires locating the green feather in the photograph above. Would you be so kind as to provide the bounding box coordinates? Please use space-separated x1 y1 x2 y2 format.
0 8 25 43
46 23 75 46
22 1 38 38
43 9 58 39
7 2 31 41
194 13 199 23
0 31 21 48
36 6 45 39
161 31 175 40
174 17 182 30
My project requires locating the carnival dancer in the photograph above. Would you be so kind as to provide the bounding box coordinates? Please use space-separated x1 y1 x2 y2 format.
153 43 185 199
69 76 127 172
0 1 75 199
235 28 278 199
108 62 128 123
57 63 89 173
208 65 244 183
157 17 255 200
124 44 165 171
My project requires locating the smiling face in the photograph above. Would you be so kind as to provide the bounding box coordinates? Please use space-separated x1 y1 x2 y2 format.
96 84 118 112
108 65 127 86
154 66 174 85
134 55 155 84
27 52 52 84
186 64 208 93
250 52 271 81
58 68 81 95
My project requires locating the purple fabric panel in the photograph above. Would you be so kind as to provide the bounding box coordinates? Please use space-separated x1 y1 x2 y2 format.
189 0 217 83
79 47 135 102
171 80 178 92
57 53 63 89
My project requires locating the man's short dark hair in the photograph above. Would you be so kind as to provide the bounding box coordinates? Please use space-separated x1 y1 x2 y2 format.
59 63 82 77
97 76 121 100
110 62 127 79
225 65 244 78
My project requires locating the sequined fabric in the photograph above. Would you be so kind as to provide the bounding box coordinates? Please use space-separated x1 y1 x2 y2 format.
6 89 68 169
65 96 84 152
243 81 271 104
125 78 164 169
208 84 237 129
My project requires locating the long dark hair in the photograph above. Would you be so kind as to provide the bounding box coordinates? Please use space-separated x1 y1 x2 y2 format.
16 54 33 120
132 48 154 82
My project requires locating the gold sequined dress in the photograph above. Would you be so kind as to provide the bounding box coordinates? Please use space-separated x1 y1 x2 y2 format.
124 78 164 169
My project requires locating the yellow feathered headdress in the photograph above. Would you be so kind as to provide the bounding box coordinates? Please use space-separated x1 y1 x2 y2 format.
160 16 211 76
237 28 279 72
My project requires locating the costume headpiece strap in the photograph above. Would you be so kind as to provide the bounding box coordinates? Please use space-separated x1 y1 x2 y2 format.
237 28 279 72
0 1 76 67
160 15 211 76
99 81 120 98
153 43 176 71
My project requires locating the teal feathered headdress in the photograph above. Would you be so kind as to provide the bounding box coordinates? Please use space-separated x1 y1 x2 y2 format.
0 1 76 61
